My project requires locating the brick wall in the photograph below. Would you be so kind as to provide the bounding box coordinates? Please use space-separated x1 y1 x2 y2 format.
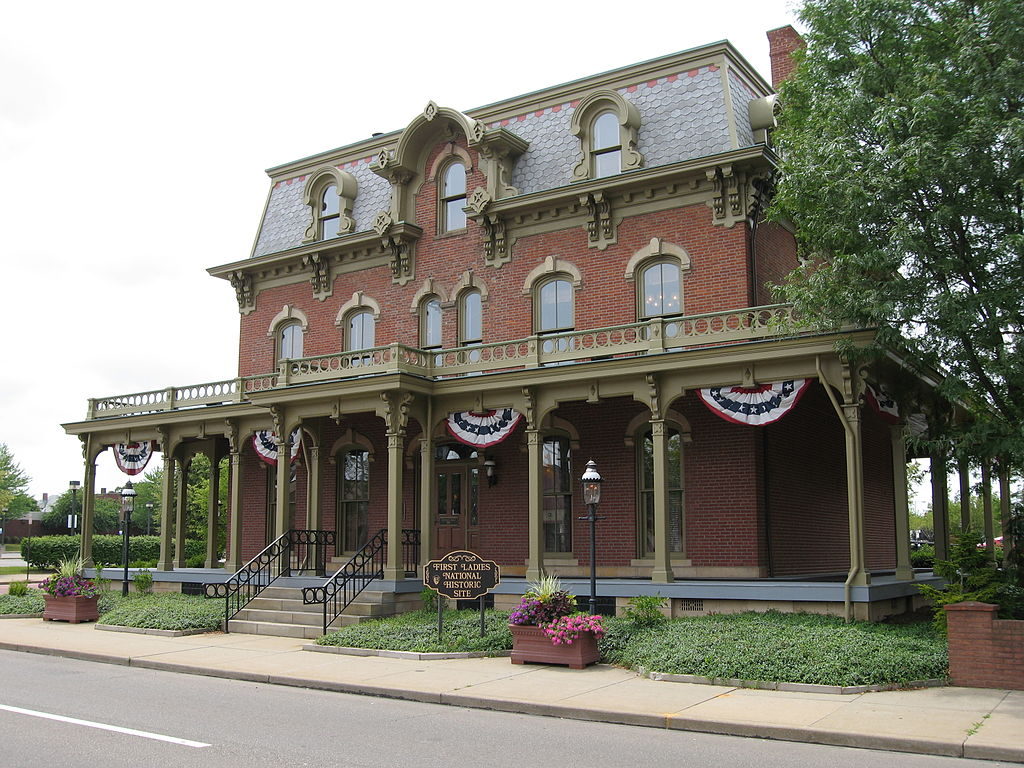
767 25 805 88
946 602 1024 690
752 221 800 306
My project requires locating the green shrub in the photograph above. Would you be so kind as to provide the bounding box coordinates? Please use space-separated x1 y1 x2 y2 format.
7 580 29 597
185 554 206 568
622 594 668 626
918 529 1010 633
133 569 154 594
22 535 205 568
420 587 448 612
911 545 935 569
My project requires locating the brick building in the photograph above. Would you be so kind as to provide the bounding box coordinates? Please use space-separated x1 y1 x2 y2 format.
64 28 950 629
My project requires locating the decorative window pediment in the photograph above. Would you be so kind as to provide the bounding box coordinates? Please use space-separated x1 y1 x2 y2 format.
570 89 643 181
302 166 358 243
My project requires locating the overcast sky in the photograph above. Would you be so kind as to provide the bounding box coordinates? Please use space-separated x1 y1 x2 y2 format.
1 0 804 501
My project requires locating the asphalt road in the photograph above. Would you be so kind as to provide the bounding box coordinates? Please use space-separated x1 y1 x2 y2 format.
0 651 1014 768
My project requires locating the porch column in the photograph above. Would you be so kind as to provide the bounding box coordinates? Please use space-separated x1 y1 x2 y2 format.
157 450 175 571
891 424 914 580
274 429 292 539
226 446 243 572
843 404 869 586
174 458 188 568
79 436 97 568
525 427 545 582
931 453 950 561
999 466 1012 567
958 458 972 532
306 442 321 530
417 433 435 573
383 427 405 581
650 419 674 583
204 452 221 568
981 461 995 561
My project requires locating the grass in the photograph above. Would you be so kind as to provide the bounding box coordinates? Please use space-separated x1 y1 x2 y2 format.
0 566 49 576
1 543 21 553
316 609 948 687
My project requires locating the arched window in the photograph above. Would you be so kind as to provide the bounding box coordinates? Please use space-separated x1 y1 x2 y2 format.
459 289 482 345
591 112 621 178
640 261 682 318
440 162 467 232
537 278 574 334
318 183 340 239
278 321 304 361
543 436 572 553
346 310 375 351
421 297 442 349
338 449 369 552
638 427 685 557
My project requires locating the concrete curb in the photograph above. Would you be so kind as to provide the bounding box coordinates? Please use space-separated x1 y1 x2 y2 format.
0 613 43 619
0 642 1019 764
302 644 512 660
95 624 214 638
646 670 948 695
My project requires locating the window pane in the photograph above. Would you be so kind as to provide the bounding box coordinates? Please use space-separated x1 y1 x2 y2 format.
279 324 303 360
321 215 340 239
321 184 339 216
594 149 621 178
643 263 681 317
444 164 466 196
446 199 466 230
423 299 441 348
539 279 572 332
592 112 619 150
348 311 375 350
461 290 481 343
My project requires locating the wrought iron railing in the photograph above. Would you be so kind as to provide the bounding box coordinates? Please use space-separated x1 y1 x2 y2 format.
83 305 801 418
302 528 420 635
203 529 335 632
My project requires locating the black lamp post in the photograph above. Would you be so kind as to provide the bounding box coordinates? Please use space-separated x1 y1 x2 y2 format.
579 460 603 616
68 480 80 533
145 502 154 536
120 482 136 596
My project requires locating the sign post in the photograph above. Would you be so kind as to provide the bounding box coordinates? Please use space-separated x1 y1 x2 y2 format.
422 550 500 640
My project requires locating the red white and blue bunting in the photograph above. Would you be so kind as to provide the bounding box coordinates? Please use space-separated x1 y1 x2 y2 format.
253 429 302 467
446 409 523 447
864 382 901 424
113 441 156 475
698 379 811 426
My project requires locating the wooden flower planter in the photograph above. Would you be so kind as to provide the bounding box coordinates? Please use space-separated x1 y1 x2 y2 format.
509 624 600 669
42 594 99 624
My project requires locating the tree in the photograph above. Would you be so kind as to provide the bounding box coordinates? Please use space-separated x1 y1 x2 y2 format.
0 443 30 511
771 0 1024 463
43 490 119 534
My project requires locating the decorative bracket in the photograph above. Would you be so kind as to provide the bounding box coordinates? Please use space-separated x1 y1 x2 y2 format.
481 213 511 267
379 391 414 437
302 252 332 301
229 271 255 315
470 127 529 201
706 165 755 229
579 191 616 250
374 219 422 286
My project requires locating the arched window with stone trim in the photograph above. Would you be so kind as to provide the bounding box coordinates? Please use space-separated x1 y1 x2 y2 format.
459 288 482 345
302 166 357 243
440 161 467 232
625 238 692 321
537 277 574 334
267 305 309 366
420 296 442 349
570 89 643 181
335 292 380 354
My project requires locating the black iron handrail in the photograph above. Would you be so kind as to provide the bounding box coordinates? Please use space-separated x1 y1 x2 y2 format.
204 529 335 632
303 528 420 635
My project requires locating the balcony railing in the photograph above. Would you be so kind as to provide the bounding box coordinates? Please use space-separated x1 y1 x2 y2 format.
84 304 797 419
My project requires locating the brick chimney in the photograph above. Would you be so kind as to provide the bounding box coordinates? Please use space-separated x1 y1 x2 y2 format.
767 25 805 88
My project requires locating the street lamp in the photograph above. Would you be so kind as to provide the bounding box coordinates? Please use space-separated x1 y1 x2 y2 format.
120 482 137 596
145 502 154 536
579 460 603 616
68 480 81 534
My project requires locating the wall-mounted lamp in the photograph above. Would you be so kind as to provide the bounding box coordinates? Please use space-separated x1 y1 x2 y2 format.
483 457 497 486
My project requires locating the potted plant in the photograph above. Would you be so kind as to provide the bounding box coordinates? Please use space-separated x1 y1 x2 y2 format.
508 574 604 669
40 556 100 624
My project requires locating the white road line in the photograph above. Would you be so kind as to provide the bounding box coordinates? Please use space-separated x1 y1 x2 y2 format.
0 704 211 748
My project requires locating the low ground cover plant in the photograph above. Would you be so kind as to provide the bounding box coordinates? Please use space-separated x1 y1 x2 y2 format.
318 608 513 654
98 593 223 631
0 589 45 614
317 607 947 686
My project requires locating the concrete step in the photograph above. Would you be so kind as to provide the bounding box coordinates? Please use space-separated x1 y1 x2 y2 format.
226 619 322 640
245 596 321 614
235 608 324 626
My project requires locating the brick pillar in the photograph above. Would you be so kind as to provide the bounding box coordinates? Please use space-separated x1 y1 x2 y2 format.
766 25 805 88
945 601 1024 690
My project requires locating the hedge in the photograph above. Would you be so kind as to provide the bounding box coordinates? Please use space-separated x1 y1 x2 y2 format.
22 536 205 568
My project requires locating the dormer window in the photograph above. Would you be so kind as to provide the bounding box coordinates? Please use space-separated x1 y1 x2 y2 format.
592 112 622 178
319 184 340 239
441 162 467 232
570 89 643 181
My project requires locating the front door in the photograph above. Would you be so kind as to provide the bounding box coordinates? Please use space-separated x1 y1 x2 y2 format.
434 464 480 556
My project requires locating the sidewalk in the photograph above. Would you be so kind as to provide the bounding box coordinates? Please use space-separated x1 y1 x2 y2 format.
0 618 1020 762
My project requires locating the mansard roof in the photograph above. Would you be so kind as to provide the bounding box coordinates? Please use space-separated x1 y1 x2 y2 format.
250 40 772 260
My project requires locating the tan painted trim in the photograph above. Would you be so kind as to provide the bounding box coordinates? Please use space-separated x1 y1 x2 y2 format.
624 408 691 445
409 278 450 313
425 144 473 182
623 238 692 281
335 291 381 325
266 305 309 337
328 428 375 462
520 255 582 296
570 89 643 180
450 270 489 303
301 165 358 241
